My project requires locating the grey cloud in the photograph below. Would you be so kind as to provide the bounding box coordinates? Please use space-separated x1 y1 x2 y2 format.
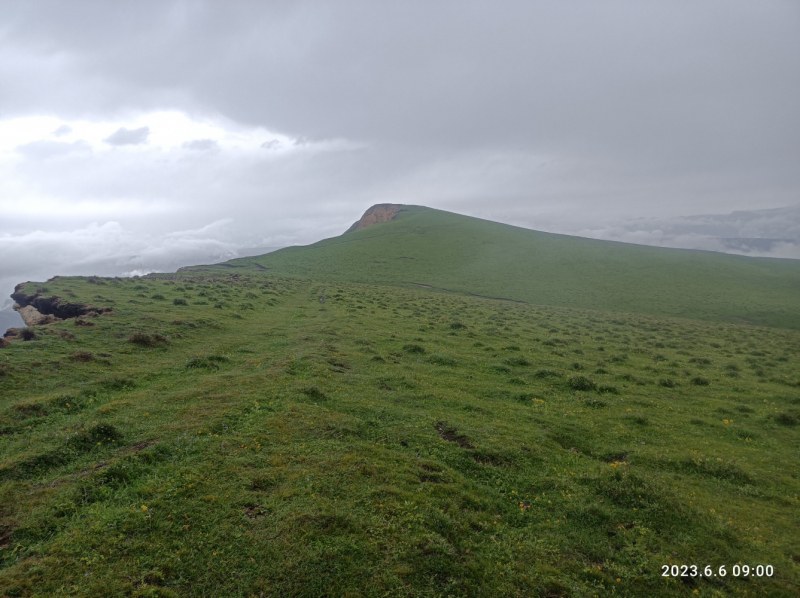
52 124 72 137
3 3 798 165
182 138 219 151
104 126 149 145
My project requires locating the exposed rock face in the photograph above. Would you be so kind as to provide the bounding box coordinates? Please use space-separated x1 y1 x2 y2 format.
345 204 404 233
15 304 61 327
10 283 112 328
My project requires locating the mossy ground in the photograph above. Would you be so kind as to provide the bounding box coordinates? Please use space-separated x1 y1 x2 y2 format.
0 274 798 597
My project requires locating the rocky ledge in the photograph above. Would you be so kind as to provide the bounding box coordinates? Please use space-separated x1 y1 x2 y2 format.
9 283 113 330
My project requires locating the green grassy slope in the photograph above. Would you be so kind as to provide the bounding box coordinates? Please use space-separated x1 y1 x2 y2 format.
0 274 798 596
184 206 800 329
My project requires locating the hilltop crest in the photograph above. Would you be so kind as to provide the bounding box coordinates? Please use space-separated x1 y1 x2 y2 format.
344 203 405 233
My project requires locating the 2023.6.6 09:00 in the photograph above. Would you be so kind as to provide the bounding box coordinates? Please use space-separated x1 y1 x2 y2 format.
662 565 773 578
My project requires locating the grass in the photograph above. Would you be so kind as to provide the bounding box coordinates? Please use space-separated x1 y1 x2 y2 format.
181 206 800 330
0 273 798 597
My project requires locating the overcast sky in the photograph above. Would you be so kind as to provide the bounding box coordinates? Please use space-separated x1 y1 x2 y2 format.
2 1 799 321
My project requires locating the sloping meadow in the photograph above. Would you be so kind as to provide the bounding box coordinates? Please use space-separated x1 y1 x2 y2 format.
0 274 798 596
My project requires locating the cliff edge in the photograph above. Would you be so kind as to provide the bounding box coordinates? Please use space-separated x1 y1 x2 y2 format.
344 204 405 233
9 282 112 329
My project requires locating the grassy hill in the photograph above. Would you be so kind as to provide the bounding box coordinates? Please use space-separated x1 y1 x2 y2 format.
0 272 798 596
183 205 800 329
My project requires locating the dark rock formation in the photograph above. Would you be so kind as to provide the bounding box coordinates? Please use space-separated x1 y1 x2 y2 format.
11 283 112 327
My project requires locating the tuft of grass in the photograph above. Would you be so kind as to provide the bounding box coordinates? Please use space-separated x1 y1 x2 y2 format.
568 375 596 391
402 343 425 354
128 332 170 348
68 350 94 363
186 354 229 370
597 384 618 394
504 356 531 366
585 398 608 408
689 357 712 365
534 368 561 379
299 386 327 401
100 376 135 391
71 424 122 451
427 353 458 366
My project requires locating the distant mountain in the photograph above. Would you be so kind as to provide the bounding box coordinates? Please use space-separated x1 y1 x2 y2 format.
181 204 800 329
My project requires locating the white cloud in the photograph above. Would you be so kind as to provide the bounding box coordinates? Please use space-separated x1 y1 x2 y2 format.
0 110 357 225
0 111 295 155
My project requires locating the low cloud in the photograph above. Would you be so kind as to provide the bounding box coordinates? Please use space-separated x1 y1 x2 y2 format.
104 126 150 146
564 205 800 260
0 219 279 313
182 138 219 151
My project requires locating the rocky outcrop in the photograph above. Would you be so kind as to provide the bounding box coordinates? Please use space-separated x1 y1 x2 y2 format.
10 283 112 328
15 305 61 327
345 204 404 233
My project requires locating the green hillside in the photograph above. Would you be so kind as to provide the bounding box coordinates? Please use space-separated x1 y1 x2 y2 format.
184 205 800 329
1 274 799 596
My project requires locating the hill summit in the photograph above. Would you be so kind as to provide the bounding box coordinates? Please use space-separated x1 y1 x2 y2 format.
344 203 405 233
